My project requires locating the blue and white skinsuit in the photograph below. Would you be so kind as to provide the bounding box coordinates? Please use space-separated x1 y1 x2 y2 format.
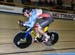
23 9 53 28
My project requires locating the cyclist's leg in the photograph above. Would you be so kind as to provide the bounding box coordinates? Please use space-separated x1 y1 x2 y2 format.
34 17 53 42
39 17 53 28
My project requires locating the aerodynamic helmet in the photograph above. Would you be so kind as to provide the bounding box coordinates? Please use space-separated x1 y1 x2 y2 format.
22 7 32 14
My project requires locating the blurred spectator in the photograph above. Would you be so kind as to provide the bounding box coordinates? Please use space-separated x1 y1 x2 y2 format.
6 0 15 6
38 0 45 6
7 0 13 2
0 0 4 4
71 0 74 10
31 0 39 6
56 0 63 9
0 0 4 1
21 0 31 5
45 0 55 6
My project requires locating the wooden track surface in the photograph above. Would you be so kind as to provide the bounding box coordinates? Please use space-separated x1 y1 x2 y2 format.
0 13 75 55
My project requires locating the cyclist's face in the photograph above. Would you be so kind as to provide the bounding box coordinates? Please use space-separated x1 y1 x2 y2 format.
23 12 29 17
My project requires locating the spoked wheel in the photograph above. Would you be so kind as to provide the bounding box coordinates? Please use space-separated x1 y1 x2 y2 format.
44 32 59 46
13 32 32 49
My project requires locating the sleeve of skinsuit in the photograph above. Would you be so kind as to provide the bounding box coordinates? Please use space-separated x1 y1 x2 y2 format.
23 9 38 28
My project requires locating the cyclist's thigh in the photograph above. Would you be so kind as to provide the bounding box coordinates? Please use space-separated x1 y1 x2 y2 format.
38 17 53 28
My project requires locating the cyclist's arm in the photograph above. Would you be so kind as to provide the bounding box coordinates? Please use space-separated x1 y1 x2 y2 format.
23 10 38 28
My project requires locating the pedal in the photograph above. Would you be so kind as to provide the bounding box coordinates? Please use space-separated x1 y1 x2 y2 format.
37 37 43 42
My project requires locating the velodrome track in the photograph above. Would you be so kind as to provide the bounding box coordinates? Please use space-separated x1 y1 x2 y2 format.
0 12 75 55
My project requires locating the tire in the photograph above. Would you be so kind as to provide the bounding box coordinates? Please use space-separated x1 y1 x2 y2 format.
44 32 59 46
13 32 32 49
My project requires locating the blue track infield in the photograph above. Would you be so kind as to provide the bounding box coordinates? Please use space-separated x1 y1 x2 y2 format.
43 52 75 55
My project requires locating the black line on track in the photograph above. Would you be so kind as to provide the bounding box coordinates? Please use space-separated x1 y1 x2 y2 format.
60 41 75 42
0 40 75 45
0 47 75 55
0 43 12 45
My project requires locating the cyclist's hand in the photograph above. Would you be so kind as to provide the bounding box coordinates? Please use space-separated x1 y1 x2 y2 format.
17 20 23 26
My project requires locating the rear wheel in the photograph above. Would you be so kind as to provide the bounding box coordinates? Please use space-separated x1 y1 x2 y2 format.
13 32 32 49
44 32 59 46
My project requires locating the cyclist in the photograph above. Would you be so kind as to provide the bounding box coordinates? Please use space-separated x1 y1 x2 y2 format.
18 7 54 43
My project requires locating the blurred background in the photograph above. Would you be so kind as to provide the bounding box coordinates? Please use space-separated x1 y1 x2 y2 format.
0 0 75 55
0 0 75 11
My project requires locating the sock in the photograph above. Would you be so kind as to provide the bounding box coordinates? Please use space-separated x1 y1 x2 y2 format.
43 33 50 39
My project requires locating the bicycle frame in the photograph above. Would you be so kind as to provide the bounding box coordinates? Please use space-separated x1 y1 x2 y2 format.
23 28 32 38
31 26 49 39
21 25 49 40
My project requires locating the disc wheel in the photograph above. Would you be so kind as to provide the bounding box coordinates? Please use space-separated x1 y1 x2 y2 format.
44 32 59 46
13 32 32 49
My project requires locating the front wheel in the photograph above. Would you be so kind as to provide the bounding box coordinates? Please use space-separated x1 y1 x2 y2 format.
44 31 59 46
13 32 32 49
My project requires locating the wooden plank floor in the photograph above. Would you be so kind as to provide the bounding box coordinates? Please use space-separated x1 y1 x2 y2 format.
0 13 75 55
